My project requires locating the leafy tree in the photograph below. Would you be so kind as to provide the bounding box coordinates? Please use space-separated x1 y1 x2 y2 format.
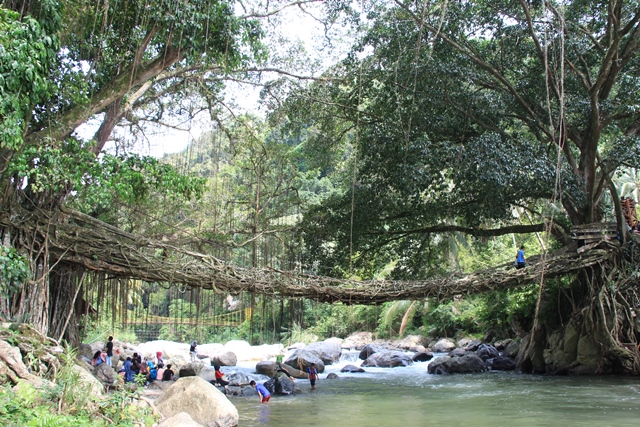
276 0 640 373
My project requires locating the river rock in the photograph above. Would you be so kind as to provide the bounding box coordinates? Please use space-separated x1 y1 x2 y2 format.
226 372 251 386
344 332 373 350
71 364 103 396
158 412 205 427
431 339 456 353
210 351 237 367
264 371 296 395
179 361 205 377
340 364 366 373
448 348 467 358
503 340 521 358
476 344 499 361
326 373 339 379
306 340 342 365
358 344 385 360
463 339 482 352
393 335 427 350
487 356 516 371
412 352 434 362
256 361 276 377
155 376 238 427
362 351 413 368
427 354 487 374
285 349 325 373
494 339 512 351
94 362 116 386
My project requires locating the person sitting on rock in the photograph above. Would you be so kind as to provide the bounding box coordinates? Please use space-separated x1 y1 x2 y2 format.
91 350 105 366
276 363 294 380
122 357 134 383
250 380 271 403
212 365 229 394
162 364 174 381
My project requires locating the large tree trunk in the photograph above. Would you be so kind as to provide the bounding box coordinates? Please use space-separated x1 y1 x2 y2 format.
518 258 640 375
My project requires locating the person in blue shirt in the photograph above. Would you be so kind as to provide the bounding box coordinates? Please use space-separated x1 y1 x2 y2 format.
307 363 319 390
250 380 271 403
122 357 134 383
516 246 526 269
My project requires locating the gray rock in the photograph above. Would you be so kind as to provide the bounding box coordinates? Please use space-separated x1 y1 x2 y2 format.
255 361 276 377
362 351 413 368
464 339 482 352
179 361 205 377
412 352 434 362
326 373 339 379
448 348 467 358
210 351 237 367
427 354 487 374
284 349 325 373
358 344 385 360
340 364 365 373
306 341 342 365
476 344 499 361
155 377 238 427
487 356 516 371
94 363 116 386
431 339 456 353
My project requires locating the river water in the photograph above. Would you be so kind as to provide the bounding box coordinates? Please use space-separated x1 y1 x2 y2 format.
229 353 640 427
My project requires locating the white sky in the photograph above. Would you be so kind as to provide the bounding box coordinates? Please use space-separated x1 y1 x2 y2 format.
78 2 356 158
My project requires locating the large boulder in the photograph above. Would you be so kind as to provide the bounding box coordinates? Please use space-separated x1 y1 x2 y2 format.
71 364 103 397
264 371 297 395
255 361 276 377
412 352 434 362
158 412 204 427
155 376 238 427
305 340 342 365
476 344 500 361
284 349 325 373
503 340 521 358
487 356 516 371
179 361 206 377
393 335 427 350
210 351 237 367
93 363 116 386
361 351 413 368
448 348 467 358
427 354 487 374
344 332 373 350
463 339 482 352
225 372 251 387
431 339 456 353
340 364 365 373
358 344 385 360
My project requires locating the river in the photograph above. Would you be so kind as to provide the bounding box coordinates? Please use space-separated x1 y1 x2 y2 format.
228 353 640 427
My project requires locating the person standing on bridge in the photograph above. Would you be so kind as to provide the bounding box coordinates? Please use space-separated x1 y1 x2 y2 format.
190 340 198 362
516 246 526 269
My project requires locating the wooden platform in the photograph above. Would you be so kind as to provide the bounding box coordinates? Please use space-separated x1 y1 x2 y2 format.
572 222 618 249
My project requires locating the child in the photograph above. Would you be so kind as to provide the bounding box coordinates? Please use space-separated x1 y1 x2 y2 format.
250 380 271 403
307 362 319 390
213 365 229 394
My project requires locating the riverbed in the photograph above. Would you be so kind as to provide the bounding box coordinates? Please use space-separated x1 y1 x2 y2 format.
229 357 640 427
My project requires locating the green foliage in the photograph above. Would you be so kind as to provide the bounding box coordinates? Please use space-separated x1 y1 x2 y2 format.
0 246 29 296
0 2 60 150
306 304 381 339
0 343 156 427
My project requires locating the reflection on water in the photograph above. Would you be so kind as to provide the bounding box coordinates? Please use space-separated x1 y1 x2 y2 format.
230 359 640 427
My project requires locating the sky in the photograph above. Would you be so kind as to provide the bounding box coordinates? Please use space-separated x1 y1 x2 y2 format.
77 2 356 159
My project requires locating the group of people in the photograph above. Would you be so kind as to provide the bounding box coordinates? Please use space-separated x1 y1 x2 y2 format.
120 351 175 384
250 361 319 404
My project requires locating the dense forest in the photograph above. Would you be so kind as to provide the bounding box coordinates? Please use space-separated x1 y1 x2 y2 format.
1 0 640 376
